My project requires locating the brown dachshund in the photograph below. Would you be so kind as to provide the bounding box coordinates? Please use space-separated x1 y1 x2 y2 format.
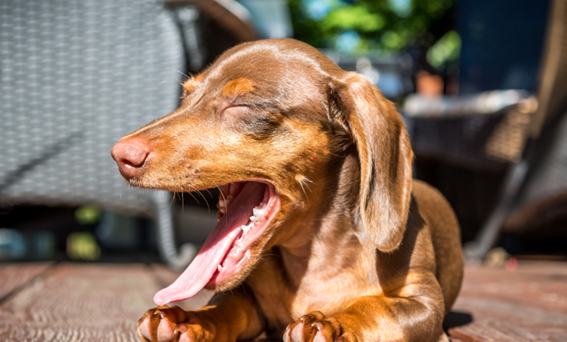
111 38 463 342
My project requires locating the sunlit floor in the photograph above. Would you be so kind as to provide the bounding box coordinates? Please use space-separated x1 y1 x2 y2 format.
0 261 566 342
449 261 567 342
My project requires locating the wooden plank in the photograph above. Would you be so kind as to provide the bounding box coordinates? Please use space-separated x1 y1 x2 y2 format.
0 263 215 342
0 262 53 303
448 261 567 342
0 263 158 342
449 338 468 342
457 262 567 314
1 261 565 342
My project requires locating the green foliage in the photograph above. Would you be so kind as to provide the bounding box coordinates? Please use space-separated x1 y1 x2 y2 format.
67 232 101 261
427 30 461 68
75 205 101 225
289 0 454 53
322 6 386 32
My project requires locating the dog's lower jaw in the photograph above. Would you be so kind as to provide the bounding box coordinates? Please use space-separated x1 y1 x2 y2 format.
154 181 281 305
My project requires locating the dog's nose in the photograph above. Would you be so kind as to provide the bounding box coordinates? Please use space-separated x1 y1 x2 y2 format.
111 138 151 179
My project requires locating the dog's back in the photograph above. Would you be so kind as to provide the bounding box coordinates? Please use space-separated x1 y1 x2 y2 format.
412 180 464 313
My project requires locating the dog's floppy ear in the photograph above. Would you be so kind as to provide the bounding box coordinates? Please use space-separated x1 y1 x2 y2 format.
329 73 413 252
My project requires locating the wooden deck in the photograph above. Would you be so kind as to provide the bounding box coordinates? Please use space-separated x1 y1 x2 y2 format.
0 261 566 342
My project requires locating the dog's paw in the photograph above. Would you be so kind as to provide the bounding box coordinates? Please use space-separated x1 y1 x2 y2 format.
283 312 357 342
137 306 214 342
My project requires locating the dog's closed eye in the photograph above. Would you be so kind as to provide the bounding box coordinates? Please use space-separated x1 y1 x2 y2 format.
223 105 250 117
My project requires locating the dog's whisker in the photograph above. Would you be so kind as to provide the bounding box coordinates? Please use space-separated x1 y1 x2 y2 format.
120 180 127 200
298 179 310 205
195 170 227 219
195 190 211 212
186 188 200 205
203 188 213 199
302 178 313 192
175 192 185 213
170 68 190 79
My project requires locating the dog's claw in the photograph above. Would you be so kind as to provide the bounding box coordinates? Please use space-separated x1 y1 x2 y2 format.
137 306 215 342
175 323 188 334
284 312 355 342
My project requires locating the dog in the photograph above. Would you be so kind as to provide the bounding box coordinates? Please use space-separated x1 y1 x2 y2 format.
111 38 463 342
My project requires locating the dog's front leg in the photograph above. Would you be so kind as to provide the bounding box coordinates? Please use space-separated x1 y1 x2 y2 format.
284 276 446 342
137 287 264 342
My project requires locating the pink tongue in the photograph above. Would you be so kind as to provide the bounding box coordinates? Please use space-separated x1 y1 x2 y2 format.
154 182 266 305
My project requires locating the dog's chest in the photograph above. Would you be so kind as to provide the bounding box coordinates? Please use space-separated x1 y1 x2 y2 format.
250 247 380 326
288 265 379 319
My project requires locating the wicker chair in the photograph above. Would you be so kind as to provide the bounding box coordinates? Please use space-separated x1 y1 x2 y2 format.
0 0 256 268
403 0 567 260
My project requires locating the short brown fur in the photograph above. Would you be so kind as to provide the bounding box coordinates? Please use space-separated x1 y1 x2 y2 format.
222 77 255 98
183 74 204 93
115 39 463 342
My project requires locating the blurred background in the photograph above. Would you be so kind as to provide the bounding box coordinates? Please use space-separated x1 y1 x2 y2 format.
1 0 566 267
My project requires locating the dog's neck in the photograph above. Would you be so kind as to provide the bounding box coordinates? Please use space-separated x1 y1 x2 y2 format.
276 151 364 287
247 152 378 321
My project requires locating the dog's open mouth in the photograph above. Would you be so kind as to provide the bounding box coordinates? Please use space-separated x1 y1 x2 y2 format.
154 181 280 305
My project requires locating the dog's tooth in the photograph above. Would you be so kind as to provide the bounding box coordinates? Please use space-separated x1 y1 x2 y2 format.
229 247 240 256
242 223 252 233
250 215 259 222
253 207 264 217
218 201 226 212
217 265 223 271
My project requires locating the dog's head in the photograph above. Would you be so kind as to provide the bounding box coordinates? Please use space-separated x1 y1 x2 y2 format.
111 39 413 304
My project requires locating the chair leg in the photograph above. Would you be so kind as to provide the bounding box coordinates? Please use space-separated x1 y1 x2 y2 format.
463 160 529 261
